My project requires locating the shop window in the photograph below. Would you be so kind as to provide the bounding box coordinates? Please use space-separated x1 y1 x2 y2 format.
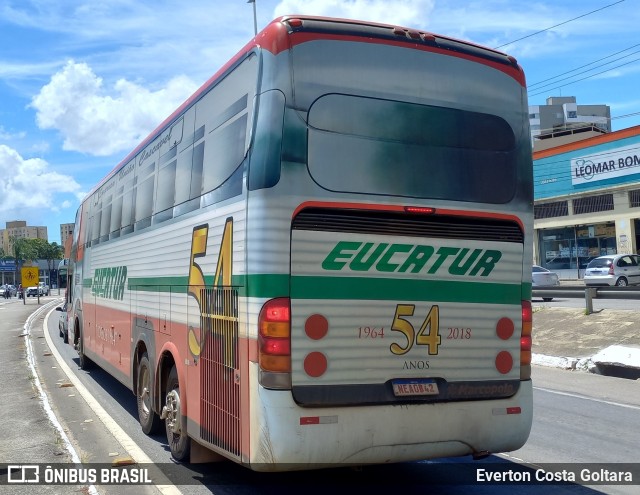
539 223 616 270
572 194 614 215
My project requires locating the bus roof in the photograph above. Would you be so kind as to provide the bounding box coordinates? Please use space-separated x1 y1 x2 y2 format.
87 15 524 200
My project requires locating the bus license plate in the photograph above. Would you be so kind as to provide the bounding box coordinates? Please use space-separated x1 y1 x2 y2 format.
392 379 439 397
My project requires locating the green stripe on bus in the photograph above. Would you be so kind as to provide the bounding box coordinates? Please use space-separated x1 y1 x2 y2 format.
124 274 523 304
125 274 288 297
128 276 191 293
291 276 521 304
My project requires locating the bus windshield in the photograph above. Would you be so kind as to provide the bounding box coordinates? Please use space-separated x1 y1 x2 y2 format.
308 94 517 203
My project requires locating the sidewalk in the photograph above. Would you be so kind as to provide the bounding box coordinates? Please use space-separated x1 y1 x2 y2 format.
532 305 640 376
1 296 82 494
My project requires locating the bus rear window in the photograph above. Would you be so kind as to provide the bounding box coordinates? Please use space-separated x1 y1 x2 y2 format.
307 94 517 204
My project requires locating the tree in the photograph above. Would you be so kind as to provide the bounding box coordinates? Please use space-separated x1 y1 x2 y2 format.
40 241 64 288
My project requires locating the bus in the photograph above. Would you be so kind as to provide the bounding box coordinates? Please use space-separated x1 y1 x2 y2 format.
68 15 534 471
58 259 69 290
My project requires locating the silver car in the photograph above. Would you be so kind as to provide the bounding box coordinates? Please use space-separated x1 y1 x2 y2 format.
532 265 560 301
583 254 640 287
56 303 69 343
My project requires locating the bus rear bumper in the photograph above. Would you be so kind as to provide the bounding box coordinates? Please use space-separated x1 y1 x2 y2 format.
249 379 533 471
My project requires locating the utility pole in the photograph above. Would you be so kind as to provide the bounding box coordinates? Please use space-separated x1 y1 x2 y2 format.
247 0 257 36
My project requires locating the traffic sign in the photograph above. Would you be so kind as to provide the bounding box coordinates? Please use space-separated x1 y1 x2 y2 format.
21 267 39 286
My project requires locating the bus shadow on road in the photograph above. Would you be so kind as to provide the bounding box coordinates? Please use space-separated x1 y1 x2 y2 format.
72 358 137 416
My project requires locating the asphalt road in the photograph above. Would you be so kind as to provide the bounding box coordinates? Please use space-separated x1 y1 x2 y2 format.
35 302 640 495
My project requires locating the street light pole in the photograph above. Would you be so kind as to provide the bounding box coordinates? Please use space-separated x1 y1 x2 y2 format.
247 0 257 36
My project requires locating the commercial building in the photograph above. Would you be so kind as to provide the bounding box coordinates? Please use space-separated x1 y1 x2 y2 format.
533 125 640 278
529 96 610 151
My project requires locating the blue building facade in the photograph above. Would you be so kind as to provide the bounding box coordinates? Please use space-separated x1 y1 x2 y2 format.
533 125 640 277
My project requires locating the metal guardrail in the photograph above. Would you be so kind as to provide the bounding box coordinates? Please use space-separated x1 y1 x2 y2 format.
532 286 640 314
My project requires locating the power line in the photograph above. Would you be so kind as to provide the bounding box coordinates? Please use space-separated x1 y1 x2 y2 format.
527 51 640 94
612 111 640 121
528 56 640 97
528 43 640 88
494 0 625 49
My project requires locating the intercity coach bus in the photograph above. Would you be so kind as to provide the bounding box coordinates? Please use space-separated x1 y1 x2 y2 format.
67 15 534 471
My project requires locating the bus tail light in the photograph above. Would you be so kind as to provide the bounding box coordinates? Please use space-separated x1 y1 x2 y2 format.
258 298 292 389
520 300 532 380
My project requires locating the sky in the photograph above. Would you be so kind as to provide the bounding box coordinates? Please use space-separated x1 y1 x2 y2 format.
1 0 639 245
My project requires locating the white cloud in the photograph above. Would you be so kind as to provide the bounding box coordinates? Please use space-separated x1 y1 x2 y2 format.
0 144 81 213
273 0 435 27
30 60 198 156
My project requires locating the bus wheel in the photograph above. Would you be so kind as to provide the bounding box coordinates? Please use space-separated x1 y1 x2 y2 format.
137 353 161 435
163 365 190 461
78 326 92 370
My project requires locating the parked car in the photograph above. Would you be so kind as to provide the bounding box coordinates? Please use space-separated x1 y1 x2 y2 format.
56 303 68 343
583 254 640 287
532 265 560 301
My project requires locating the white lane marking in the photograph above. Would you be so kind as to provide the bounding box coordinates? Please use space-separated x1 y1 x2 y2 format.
534 386 640 410
42 303 182 495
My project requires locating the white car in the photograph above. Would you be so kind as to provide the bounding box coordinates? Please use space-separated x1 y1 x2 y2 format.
532 265 560 301
26 283 49 297
584 254 640 287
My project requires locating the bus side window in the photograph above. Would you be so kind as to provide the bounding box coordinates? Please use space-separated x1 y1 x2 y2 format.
99 197 112 242
198 55 256 206
192 139 204 200
118 161 135 236
135 161 155 231
248 90 285 190
173 109 199 217
110 187 123 239
154 149 177 224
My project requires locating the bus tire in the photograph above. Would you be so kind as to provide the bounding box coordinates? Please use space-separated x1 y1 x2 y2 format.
164 365 190 461
78 325 92 370
137 353 161 435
